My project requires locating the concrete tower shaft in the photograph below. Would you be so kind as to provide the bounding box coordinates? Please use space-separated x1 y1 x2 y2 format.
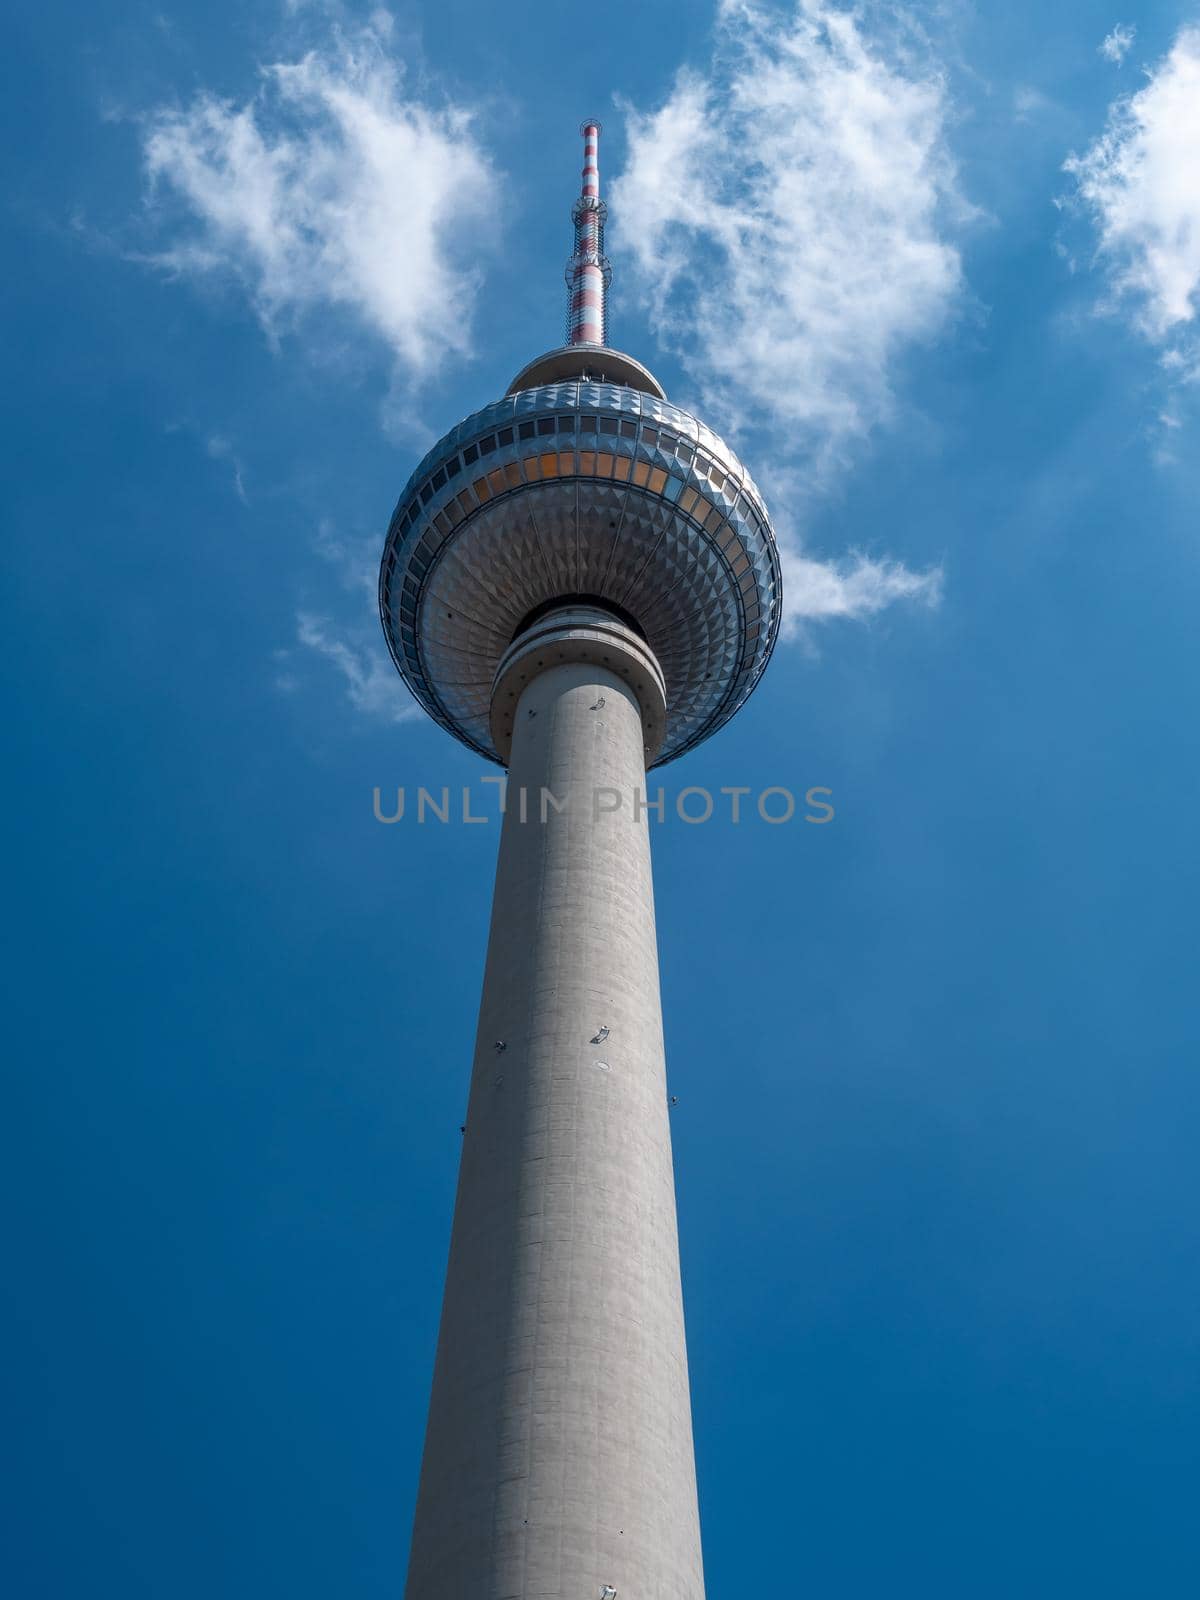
403 608 704 1600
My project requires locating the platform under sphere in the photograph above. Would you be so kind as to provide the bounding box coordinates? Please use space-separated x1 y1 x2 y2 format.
403 612 704 1600
379 370 782 768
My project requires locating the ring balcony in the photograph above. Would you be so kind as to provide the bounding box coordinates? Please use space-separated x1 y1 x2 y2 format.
378 352 782 769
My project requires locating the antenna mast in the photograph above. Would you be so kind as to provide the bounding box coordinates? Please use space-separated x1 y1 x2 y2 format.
565 120 611 346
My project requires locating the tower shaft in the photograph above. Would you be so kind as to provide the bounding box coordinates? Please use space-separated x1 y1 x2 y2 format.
404 609 705 1600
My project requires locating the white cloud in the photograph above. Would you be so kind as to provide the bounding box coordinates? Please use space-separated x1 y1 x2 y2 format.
612 0 966 467
781 547 942 640
1099 24 1136 66
1014 86 1055 125
141 13 497 383
611 0 961 636
282 518 420 723
293 611 419 722
1161 346 1200 383
205 434 248 504
310 517 379 602
1065 24 1200 405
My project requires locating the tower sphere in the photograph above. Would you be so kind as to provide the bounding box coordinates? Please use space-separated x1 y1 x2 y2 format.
379 344 782 767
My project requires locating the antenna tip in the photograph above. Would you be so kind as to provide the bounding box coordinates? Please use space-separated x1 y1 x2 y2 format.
580 119 602 138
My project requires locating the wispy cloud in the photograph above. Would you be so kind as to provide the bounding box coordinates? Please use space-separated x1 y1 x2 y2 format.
611 0 963 636
205 434 248 504
1064 24 1200 421
310 517 379 601
1014 86 1055 125
292 611 419 722
280 518 420 724
781 548 942 639
140 11 498 387
612 0 967 469
1099 24 1136 66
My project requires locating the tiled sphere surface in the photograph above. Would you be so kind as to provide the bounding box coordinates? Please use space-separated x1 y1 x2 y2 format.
379 379 782 768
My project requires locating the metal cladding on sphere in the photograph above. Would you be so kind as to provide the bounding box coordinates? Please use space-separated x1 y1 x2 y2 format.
379 372 782 768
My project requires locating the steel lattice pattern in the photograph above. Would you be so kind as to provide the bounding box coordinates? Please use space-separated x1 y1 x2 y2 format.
379 380 782 768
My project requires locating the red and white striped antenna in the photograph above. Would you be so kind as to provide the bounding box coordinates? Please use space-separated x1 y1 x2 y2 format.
565 120 611 346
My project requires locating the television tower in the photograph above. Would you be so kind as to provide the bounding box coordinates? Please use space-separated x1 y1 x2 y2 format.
380 122 781 1600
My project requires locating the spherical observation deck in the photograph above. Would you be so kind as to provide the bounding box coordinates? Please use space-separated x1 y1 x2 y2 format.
379 346 782 769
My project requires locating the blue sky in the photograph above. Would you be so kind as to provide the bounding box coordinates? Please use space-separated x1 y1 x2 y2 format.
6 0 1200 1594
